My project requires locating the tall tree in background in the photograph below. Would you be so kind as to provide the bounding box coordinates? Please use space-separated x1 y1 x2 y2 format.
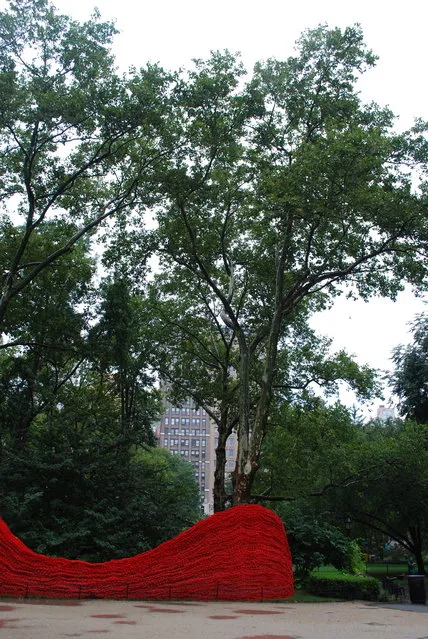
150 27 428 507
391 312 428 424
89 275 159 442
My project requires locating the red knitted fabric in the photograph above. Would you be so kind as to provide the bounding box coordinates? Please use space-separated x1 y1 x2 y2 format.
0 504 294 600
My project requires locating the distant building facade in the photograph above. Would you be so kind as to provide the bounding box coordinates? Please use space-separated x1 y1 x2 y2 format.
156 396 237 514
376 405 396 422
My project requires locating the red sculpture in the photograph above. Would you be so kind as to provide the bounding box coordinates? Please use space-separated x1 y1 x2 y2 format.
0 504 294 600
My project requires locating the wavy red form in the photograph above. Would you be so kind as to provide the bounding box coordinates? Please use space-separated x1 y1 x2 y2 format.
0 504 294 600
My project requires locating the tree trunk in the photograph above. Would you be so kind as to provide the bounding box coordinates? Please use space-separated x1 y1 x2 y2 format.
232 470 253 506
409 525 426 575
414 546 426 575
212 397 236 512
213 442 227 512
229 223 291 506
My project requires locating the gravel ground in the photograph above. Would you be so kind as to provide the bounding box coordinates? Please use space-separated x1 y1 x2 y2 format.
1 598 427 639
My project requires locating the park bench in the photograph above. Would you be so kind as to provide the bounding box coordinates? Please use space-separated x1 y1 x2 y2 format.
382 576 406 601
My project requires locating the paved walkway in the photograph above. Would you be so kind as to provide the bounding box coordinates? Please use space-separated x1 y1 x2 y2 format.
0 598 427 638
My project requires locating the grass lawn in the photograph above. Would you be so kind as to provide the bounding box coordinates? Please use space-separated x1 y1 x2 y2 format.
365 563 407 576
314 563 412 578
312 566 345 577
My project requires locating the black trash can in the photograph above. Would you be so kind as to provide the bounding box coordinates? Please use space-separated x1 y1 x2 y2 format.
407 575 426 604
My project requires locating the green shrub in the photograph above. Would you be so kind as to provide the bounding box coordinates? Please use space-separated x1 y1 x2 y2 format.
275 505 350 579
345 540 366 575
307 573 380 601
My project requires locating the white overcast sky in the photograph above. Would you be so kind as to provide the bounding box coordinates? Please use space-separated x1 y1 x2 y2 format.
45 1 428 410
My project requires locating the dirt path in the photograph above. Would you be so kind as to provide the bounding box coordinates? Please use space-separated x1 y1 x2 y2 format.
0 598 427 638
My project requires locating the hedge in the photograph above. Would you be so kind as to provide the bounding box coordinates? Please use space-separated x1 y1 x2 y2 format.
307 573 380 601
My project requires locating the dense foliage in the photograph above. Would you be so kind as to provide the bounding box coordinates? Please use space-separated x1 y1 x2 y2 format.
391 312 428 423
272 502 355 578
1 424 200 561
257 401 428 574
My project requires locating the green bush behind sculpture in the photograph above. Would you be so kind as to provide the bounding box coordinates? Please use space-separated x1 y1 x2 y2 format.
307 574 380 600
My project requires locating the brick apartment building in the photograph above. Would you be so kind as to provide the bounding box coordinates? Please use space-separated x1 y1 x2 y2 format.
156 396 237 514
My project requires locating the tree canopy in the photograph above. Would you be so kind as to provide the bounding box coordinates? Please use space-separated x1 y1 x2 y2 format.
145 27 427 507
0 0 174 329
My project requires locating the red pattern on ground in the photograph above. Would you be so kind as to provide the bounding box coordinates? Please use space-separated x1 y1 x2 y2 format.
0 505 294 601
114 620 137 624
134 603 201 608
234 636 295 639
209 615 239 619
90 614 123 618
15 599 82 606
234 609 284 615
0 618 21 628
146 606 185 613
155 602 203 606
0 605 15 611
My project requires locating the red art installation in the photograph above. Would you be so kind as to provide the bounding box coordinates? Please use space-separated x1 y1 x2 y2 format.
0 504 294 601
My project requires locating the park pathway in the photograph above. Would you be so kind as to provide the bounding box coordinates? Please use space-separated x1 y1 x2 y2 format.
0 598 427 638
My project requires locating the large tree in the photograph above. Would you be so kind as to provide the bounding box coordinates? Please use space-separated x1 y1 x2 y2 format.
148 28 428 508
0 0 174 331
